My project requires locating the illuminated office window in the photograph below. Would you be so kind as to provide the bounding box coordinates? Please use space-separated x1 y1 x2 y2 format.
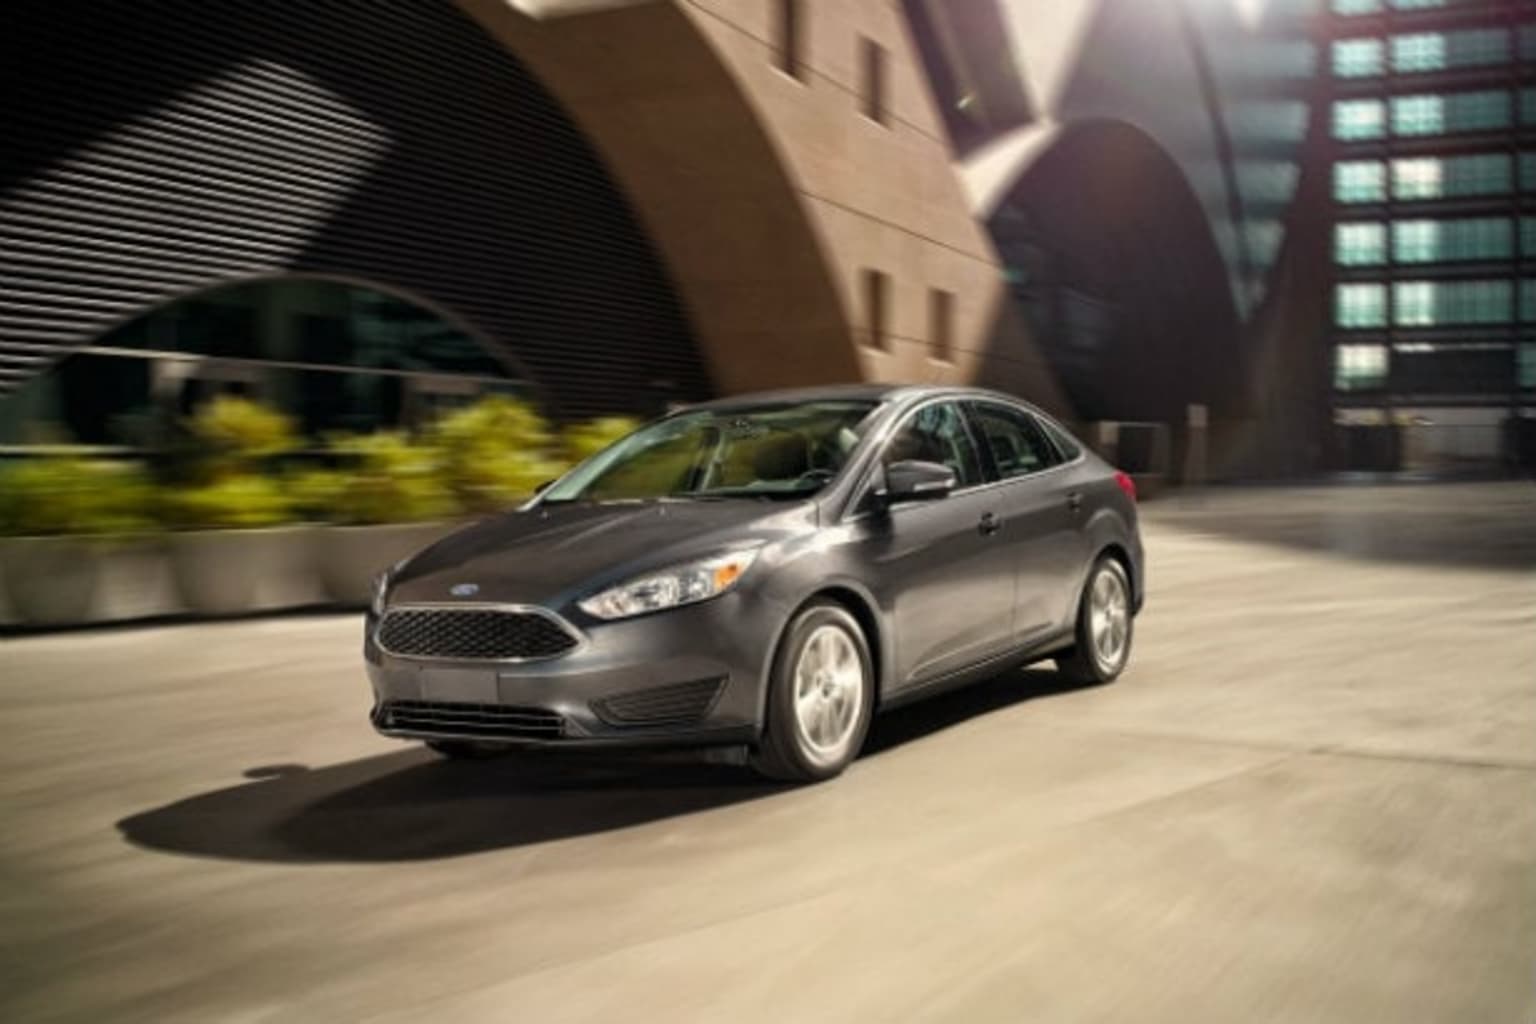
1394 280 1513 326
1391 219 1512 263
1523 89 1536 126
1334 99 1385 140
1391 29 1508 73
1336 283 1387 328
1523 154 1536 190
1522 218 1536 258
1520 344 1536 389
1392 153 1511 199
1390 34 1445 72
1392 91 1509 136
1335 160 1386 202
1334 344 1388 391
1391 0 1448 9
1390 95 1442 136
1333 0 1381 12
1391 158 1441 199
1333 39 1384 77
1335 222 1386 265
1523 280 1536 323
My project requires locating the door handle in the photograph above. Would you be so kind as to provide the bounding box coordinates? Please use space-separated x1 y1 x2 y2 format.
978 511 1001 536
1067 491 1083 512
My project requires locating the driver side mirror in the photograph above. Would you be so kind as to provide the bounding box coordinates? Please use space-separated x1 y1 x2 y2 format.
878 460 957 504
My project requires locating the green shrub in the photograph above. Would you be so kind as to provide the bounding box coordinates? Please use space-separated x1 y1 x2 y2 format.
302 433 459 525
187 396 297 475
164 475 292 531
0 457 156 537
429 396 564 513
562 416 640 464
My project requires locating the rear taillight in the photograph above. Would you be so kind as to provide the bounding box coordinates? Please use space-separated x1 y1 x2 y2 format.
1113 470 1137 503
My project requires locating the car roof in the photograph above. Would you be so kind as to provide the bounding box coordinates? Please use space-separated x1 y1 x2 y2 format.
678 383 1048 416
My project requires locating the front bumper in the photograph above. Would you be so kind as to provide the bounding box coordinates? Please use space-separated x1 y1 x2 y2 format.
364 593 774 749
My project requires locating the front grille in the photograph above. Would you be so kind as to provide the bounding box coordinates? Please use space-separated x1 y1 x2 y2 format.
377 607 578 661
377 700 565 740
592 677 726 727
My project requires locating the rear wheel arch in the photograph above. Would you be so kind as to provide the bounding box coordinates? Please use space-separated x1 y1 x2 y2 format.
1097 542 1135 601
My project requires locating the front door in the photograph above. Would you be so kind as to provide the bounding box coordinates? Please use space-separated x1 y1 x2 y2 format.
852 400 1017 690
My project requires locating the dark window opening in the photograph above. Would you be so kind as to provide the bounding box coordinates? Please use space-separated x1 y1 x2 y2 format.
774 0 803 79
929 288 954 362
862 37 888 124
863 269 890 352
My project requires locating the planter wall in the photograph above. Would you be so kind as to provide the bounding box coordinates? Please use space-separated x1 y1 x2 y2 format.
168 526 322 616
1 536 104 625
2 521 468 628
0 535 178 627
315 521 460 606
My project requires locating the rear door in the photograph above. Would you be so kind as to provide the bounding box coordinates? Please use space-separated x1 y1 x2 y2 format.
964 401 1089 639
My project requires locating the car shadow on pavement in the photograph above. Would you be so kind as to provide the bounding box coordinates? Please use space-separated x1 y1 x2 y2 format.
117 666 1096 864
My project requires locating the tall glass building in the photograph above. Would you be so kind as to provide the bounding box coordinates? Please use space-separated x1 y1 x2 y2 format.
1324 0 1535 471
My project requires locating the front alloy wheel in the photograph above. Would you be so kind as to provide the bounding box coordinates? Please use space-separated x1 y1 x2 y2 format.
753 601 874 783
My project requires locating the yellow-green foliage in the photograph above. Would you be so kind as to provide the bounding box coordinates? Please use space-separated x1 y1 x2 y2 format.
429 396 564 513
164 475 293 531
319 433 458 525
188 396 297 472
0 457 155 537
562 416 641 464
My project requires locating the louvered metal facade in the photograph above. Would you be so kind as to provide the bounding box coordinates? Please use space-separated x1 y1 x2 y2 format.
0 0 710 418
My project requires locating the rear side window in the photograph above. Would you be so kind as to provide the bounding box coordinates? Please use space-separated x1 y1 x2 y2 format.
968 402 1061 479
1039 417 1083 461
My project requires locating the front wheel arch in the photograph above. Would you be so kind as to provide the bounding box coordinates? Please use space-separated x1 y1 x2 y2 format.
757 584 886 732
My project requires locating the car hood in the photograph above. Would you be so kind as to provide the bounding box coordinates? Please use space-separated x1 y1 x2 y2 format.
389 498 816 608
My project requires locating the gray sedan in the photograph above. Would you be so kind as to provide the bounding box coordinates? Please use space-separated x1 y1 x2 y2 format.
365 385 1144 782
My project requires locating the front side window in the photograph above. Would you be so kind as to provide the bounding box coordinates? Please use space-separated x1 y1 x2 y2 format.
881 401 984 487
543 400 879 503
967 403 1061 479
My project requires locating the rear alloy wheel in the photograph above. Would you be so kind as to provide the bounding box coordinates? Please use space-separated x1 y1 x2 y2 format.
752 601 874 783
1055 556 1133 686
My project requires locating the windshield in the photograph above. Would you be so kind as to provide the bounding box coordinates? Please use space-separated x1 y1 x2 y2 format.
542 400 880 503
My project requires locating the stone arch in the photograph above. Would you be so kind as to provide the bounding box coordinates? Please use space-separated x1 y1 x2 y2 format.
988 118 1246 423
454 0 864 396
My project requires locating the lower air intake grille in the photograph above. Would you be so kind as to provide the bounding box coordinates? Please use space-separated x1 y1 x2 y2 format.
377 700 565 740
378 607 578 661
592 677 726 727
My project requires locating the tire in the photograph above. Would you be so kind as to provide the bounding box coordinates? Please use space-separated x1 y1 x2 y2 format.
425 739 505 760
1055 555 1134 686
751 601 875 783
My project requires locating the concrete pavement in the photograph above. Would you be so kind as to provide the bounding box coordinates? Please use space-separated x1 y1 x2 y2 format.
2 482 1534 1022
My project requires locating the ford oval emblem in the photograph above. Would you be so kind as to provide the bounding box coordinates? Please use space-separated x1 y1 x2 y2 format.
449 583 480 598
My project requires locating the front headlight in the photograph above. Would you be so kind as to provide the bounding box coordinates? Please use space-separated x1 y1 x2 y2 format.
370 570 391 617
578 549 760 621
